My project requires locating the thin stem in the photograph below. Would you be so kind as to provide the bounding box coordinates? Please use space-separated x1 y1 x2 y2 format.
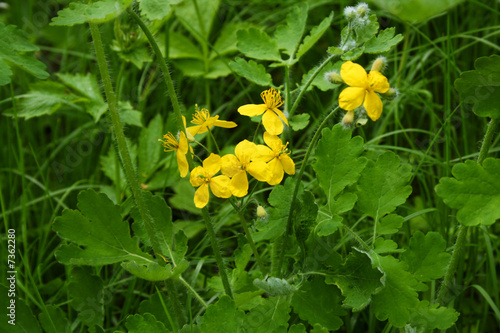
289 53 337 118
343 224 371 253
201 207 233 298
477 118 499 165
207 128 221 155
165 279 184 330
89 23 162 255
274 106 340 277
179 276 208 308
228 199 266 273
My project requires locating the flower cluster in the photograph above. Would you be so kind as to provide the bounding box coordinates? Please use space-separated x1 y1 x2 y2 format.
160 88 295 208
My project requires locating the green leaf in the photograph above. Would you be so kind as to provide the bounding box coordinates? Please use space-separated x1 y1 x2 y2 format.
370 0 464 22
296 12 334 59
289 113 310 131
229 57 272 86
341 46 365 61
376 214 404 235
369 254 419 327
173 59 205 77
325 251 383 311
212 23 246 58
51 0 133 26
315 193 357 237
175 0 220 40
243 296 291 333
139 292 175 331
0 285 42 333
300 60 341 92
39 305 70 333
100 138 137 189
353 14 379 43
435 158 500 225
454 55 500 118
205 57 232 79
291 277 346 330
169 31 204 59
53 189 152 266
139 0 182 21
0 22 49 85
357 151 412 219
114 45 152 69
364 28 403 54
373 238 401 254
68 267 104 332
138 114 163 179
254 277 296 297
236 28 282 62
119 101 144 127
169 179 201 215
125 313 169 333
408 300 459 330
274 3 308 57
253 178 301 242
122 259 189 281
200 296 245 333
289 324 307 333
401 231 451 281
57 73 108 122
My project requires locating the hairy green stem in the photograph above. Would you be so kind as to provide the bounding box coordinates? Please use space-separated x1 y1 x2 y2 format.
436 117 498 306
127 8 185 135
179 276 208 308
165 279 184 329
201 207 233 298
89 23 162 255
273 106 340 277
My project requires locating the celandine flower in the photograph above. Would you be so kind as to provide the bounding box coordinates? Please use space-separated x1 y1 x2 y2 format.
238 88 289 136
187 108 237 136
190 153 231 208
338 61 390 121
159 132 189 178
254 132 295 185
221 140 270 197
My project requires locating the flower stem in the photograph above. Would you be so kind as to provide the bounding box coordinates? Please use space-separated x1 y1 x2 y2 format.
165 279 184 329
273 106 340 277
179 276 208 308
229 199 266 273
436 117 498 306
88 22 162 255
201 207 233 298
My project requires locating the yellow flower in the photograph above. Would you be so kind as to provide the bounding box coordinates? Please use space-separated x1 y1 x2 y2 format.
254 132 295 185
338 61 390 121
190 153 231 208
221 140 270 197
187 108 237 136
159 131 189 178
238 88 289 136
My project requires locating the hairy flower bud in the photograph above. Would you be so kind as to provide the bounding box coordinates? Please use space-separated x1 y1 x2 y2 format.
341 110 355 128
371 57 387 72
324 70 344 84
256 205 268 220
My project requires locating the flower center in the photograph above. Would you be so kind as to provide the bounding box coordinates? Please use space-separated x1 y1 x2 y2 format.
159 132 179 151
192 109 210 125
261 88 283 109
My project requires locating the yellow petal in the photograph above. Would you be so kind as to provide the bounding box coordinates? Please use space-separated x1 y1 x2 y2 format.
194 183 210 208
273 108 289 126
220 154 240 177
263 132 283 154
339 87 365 111
214 119 238 128
203 153 221 177
177 151 189 178
238 104 268 117
267 158 284 185
190 166 206 187
210 175 232 198
235 140 256 165
368 71 390 93
187 125 203 136
247 161 270 182
364 91 383 121
229 170 248 197
178 131 189 154
262 110 284 135
340 61 368 87
196 117 217 134
280 154 295 175
253 145 275 162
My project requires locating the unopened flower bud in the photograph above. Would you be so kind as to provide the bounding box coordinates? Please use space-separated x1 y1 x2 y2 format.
380 88 398 100
371 57 386 72
356 3 370 18
341 110 355 128
356 117 368 127
256 205 268 220
324 71 344 84
185 130 195 143
344 6 357 20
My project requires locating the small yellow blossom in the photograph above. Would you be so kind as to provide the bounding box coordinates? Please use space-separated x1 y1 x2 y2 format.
238 88 289 136
190 153 231 208
159 131 189 178
187 108 237 136
221 140 270 197
254 132 295 185
338 61 390 121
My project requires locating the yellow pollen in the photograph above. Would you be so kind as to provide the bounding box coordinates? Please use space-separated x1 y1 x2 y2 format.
159 132 179 152
261 88 283 109
191 109 210 125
